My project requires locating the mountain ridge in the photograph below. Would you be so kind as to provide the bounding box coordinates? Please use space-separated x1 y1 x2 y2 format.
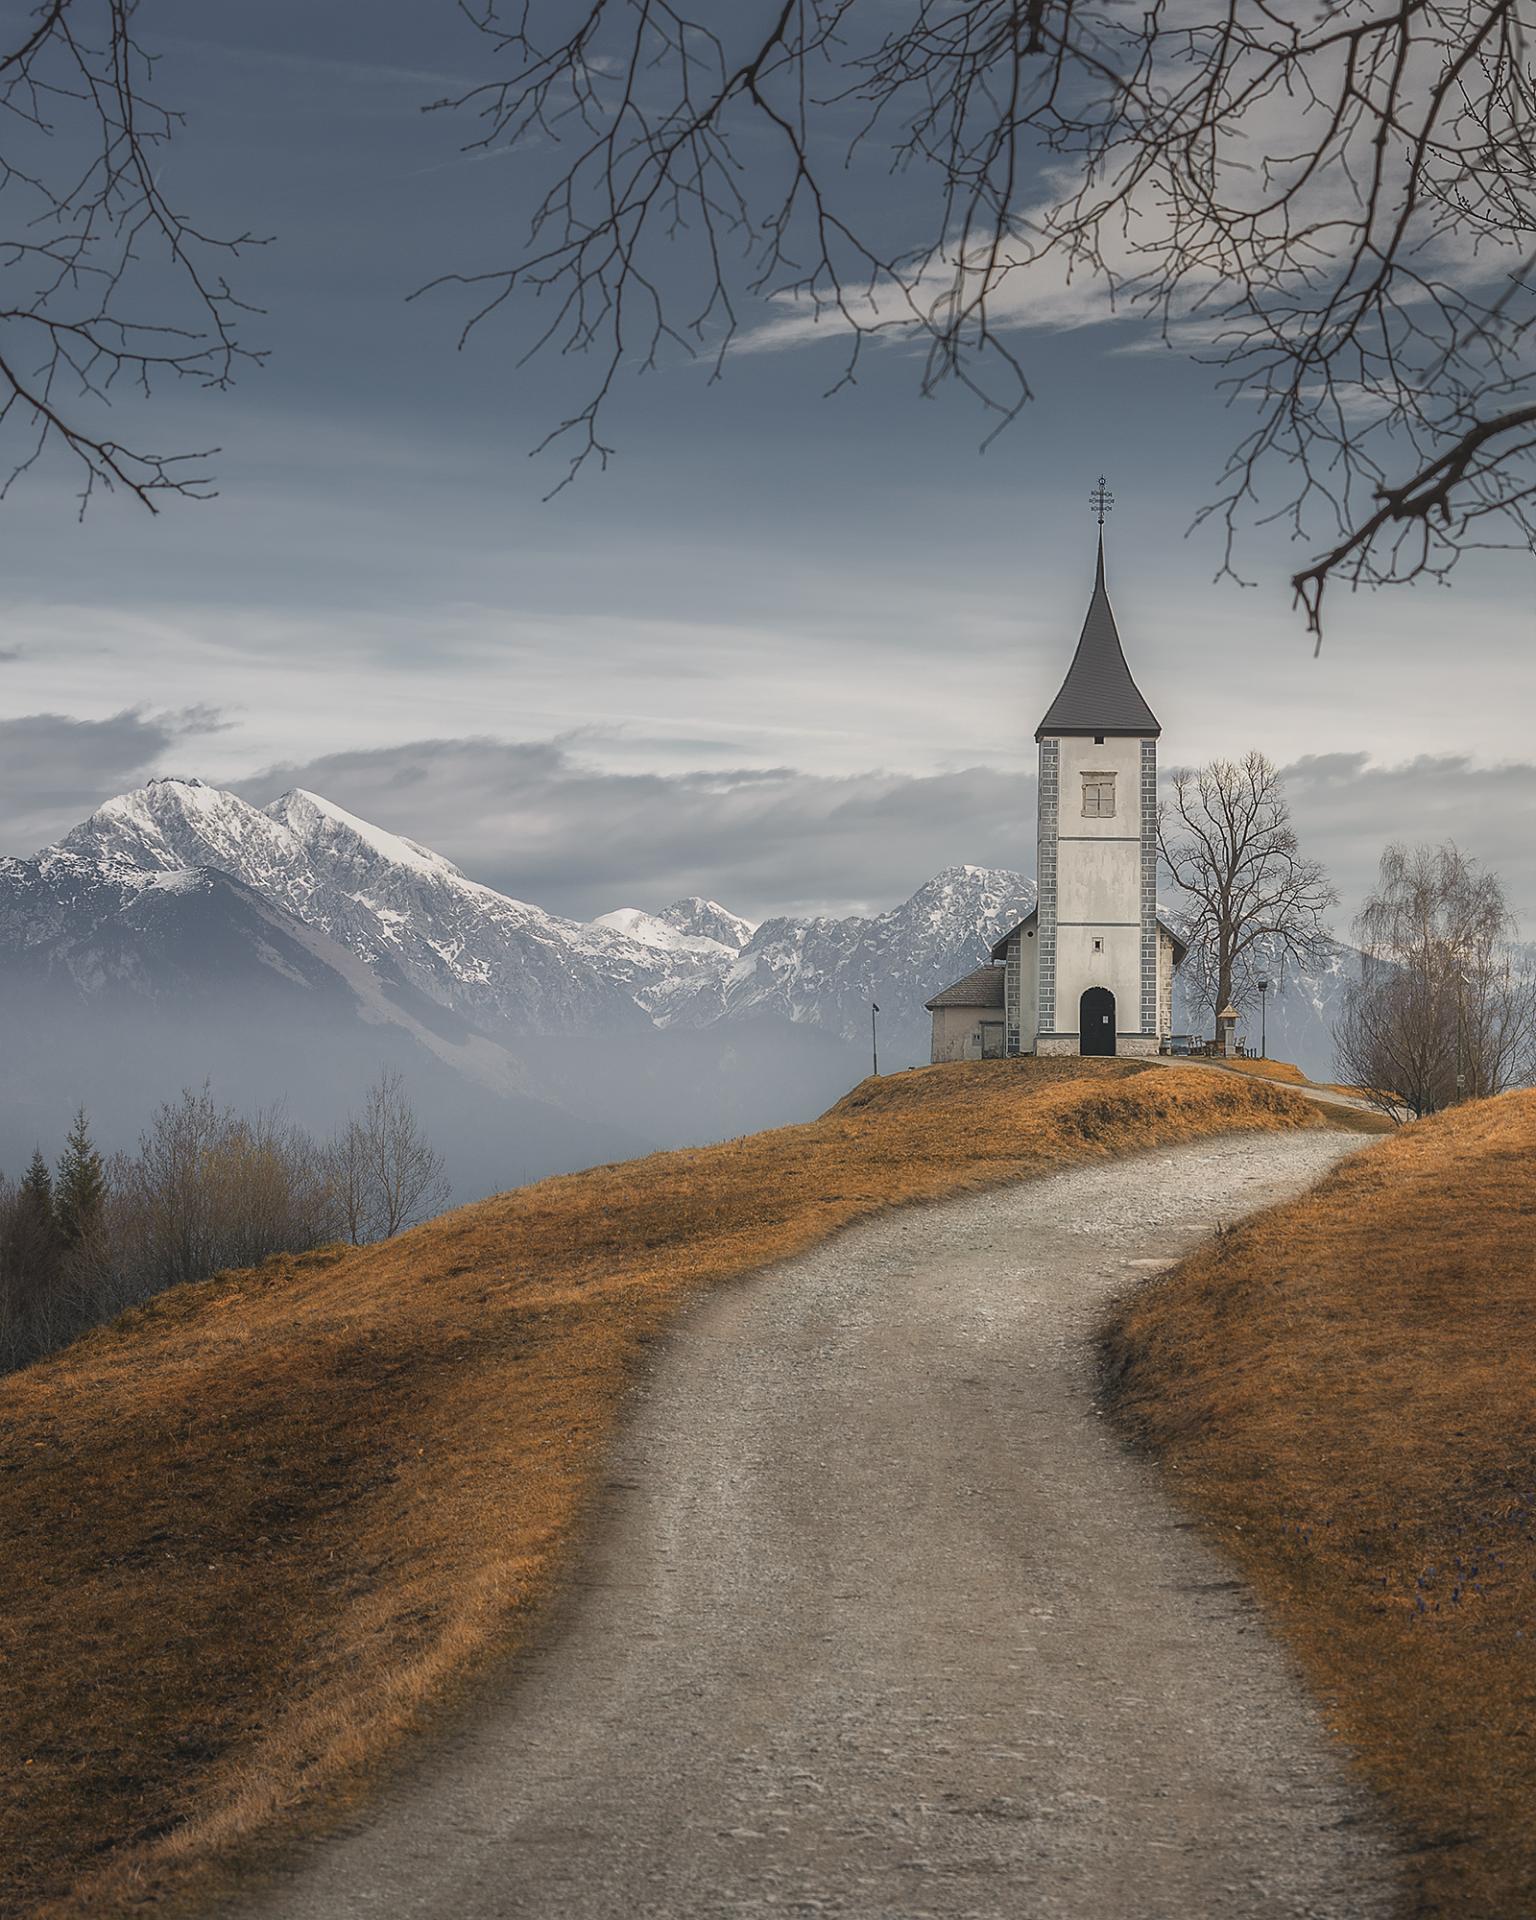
3 778 1349 1194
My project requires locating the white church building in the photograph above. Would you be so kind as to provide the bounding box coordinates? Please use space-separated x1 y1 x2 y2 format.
927 525 1187 1061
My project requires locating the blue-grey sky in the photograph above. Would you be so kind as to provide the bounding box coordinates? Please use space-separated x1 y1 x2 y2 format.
2 3 1532 930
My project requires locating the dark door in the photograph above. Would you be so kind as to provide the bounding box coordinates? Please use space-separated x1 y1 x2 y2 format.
1080 987 1116 1056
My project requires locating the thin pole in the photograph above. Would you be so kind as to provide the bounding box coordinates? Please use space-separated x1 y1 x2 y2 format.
871 1001 880 1077
1261 985 1267 1058
1456 970 1467 1101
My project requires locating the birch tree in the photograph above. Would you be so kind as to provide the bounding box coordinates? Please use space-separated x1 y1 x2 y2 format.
1336 842 1536 1118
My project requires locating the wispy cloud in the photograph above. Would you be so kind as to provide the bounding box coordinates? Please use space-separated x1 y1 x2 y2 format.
1 708 229 857
239 736 1031 921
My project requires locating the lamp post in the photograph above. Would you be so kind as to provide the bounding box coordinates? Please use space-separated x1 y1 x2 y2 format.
871 1000 880 1078
1257 977 1269 1059
1455 969 1474 1101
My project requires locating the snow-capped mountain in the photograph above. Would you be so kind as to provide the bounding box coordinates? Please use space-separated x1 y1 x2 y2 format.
591 899 752 960
2 776 1354 1197
53 779 717 1036
655 897 757 951
672 865 1037 1061
33 781 1031 1064
0 842 645 1200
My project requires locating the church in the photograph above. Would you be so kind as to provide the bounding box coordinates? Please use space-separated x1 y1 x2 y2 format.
927 507 1188 1061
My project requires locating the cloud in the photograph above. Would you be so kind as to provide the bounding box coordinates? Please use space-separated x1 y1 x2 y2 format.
1 708 227 857
1280 752 1536 932
16 713 1536 944
243 736 1536 934
241 736 1033 921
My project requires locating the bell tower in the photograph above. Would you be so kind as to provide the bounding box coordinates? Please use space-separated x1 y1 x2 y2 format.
1033 480 1162 1057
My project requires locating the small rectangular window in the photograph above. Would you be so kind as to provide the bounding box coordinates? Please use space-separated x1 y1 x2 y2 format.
1092 937 1104 953
1081 773 1116 818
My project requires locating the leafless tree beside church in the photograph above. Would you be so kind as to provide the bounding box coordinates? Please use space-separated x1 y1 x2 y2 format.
1337 843 1536 1119
1159 752 1337 1024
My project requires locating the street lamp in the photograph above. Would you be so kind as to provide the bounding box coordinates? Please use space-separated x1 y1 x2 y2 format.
1455 969 1475 1100
1257 978 1269 1059
871 1000 880 1078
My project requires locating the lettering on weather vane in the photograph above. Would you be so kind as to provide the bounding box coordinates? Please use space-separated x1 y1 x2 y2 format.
1089 476 1114 528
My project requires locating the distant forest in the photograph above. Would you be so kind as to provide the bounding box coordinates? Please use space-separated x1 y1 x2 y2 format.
0 1074 447 1372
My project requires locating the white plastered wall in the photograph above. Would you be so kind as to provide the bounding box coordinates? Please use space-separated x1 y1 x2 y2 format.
930 1003 1007 1063
1044 734 1147 1041
1004 926 1040 1054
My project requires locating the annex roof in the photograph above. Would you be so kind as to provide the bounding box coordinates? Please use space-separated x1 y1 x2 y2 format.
991 907 1038 960
923 963 1006 1011
1036 537 1160 741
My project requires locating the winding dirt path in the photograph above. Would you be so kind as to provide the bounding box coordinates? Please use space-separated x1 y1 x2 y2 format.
237 1131 1400 1919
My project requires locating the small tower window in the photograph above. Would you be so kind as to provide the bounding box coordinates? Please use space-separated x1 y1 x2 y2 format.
1081 772 1116 818
1094 735 1105 745
1092 937 1104 953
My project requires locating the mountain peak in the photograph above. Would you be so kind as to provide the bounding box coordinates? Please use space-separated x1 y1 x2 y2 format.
266 789 463 880
61 778 276 876
656 897 756 951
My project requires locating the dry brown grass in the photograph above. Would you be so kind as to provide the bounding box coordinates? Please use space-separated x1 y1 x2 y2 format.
1208 1054 1312 1085
1 1059 1319 1920
1104 1089 1536 1918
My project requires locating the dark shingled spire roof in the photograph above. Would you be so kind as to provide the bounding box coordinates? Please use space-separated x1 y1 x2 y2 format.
1035 535 1160 740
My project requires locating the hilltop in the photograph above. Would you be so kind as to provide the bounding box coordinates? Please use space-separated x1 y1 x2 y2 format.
0 1059 1318 1920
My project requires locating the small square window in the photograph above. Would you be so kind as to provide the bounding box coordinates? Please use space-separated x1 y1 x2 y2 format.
1094 734 1105 744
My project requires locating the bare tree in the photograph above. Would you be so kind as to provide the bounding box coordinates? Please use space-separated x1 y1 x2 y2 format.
1337 842 1536 1119
325 1071 450 1244
322 1117 372 1248
117 1087 332 1288
1159 752 1337 1028
431 2 1536 632
0 2 262 513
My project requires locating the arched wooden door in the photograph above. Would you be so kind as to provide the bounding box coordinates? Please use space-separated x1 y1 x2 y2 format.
1080 987 1116 1056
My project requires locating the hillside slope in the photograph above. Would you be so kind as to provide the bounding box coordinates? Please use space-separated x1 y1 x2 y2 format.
1105 1090 1536 1918
0 1061 1318 1920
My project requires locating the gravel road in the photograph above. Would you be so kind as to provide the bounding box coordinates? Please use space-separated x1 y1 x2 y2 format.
237 1130 1400 1920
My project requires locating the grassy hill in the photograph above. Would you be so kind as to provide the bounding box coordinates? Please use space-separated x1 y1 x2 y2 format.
1105 1088 1536 1918
0 1058 1318 1919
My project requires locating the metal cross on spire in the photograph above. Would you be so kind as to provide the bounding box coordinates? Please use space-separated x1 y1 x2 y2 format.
1089 475 1114 528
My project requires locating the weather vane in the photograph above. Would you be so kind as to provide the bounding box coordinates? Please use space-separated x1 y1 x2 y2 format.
1089 475 1114 528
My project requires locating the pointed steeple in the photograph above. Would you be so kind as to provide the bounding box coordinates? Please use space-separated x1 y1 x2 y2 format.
1035 530 1160 740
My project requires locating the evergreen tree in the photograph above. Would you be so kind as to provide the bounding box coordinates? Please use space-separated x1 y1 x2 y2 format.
10 1148 62 1304
55 1109 107 1250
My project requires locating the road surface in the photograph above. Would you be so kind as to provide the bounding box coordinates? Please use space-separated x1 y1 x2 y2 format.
236 1130 1399 1920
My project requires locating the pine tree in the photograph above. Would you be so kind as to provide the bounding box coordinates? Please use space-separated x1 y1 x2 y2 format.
55 1109 107 1250
10 1148 62 1304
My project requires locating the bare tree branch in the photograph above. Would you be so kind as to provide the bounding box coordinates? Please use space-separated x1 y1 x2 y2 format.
434 0 1536 628
0 0 264 513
